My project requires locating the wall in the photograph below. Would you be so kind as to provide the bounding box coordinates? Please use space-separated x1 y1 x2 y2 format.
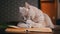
0 0 38 24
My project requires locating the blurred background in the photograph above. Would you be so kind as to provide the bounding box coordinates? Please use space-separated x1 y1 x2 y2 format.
0 0 60 26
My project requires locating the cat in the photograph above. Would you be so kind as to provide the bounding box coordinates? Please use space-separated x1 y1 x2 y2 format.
17 2 54 28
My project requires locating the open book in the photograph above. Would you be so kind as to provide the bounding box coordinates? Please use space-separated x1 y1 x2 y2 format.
5 27 52 33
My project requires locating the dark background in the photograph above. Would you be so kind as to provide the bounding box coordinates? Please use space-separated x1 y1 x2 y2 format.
0 0 40 24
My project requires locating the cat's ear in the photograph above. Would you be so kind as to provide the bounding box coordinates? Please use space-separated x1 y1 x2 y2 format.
25 2 30 9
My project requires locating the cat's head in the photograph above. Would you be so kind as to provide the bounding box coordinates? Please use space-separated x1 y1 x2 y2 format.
19 2 31 16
